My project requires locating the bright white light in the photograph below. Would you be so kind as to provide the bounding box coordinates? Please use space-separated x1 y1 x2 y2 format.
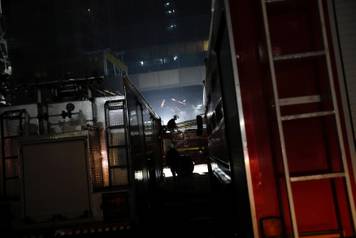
207 111 214 117
173 55 178 61
171 98 185 106
211 162 231 183
171 98 186 105
193 164 209 175
135 171 144 181
163 165 208 177
163 167 173 178
166 9 176 15
194 104 203 110
160 99 166 108
140 61 144 66
87 8 91 12
164 2 171 7
167 24 177 30
5 66 12 75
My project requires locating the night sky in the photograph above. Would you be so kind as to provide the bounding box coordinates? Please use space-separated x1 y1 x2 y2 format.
2 0 211 82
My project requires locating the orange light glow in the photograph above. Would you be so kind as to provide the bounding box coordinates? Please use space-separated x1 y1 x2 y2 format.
101 150 109 187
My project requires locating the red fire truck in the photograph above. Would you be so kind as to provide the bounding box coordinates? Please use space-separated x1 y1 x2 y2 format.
204 0 356 237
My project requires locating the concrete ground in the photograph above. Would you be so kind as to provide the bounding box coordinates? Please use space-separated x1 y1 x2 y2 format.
3 166 237 238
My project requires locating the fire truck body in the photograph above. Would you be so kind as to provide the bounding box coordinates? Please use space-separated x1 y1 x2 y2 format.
0 78 162 234
205 0 356 237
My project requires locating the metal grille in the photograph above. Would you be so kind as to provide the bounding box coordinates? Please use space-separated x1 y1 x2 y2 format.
108 110 124 127
108 148 127 167
104 100 129 187
110 168 128 186
108 128 126 146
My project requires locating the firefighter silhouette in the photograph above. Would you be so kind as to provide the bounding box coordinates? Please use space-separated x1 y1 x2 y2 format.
166 115 178 132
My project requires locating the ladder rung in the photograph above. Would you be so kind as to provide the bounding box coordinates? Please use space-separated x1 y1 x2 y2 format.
107 101 124 107
300 230 342 238
110 165 128 169
290 173 345 182
108 145 127 149
2 116 25 120
279 95 321 106
107 125 125 130
273 51 325 61
281 111 334 121
107 106 124 111
106 102 125 110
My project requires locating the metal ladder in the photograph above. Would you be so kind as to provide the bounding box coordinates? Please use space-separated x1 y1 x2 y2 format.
260 0 356 237
104 100 129 187
0 109 28 198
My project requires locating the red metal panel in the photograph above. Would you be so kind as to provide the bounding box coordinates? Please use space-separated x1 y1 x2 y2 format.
228 0 356 236
267 0 323 55
229 0 281 223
